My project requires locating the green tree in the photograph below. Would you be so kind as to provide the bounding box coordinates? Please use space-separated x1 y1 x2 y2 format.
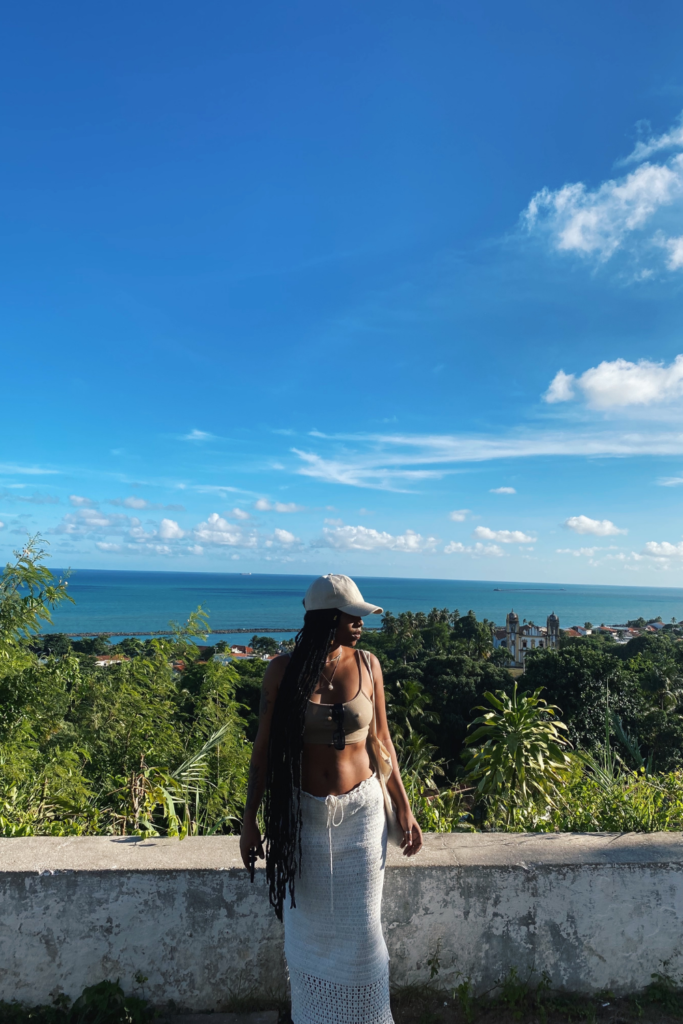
33 633 73 657
640 667 683 711
0 536 72 664
72 635 111 656
463 683 571 824
113 637 145 658
413 652 513 774
384 676 439 741
249 635 279 656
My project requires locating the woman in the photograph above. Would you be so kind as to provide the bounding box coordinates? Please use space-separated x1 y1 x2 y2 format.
240 573 423 1024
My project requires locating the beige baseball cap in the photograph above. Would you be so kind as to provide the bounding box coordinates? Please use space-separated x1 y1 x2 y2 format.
304 574 383 617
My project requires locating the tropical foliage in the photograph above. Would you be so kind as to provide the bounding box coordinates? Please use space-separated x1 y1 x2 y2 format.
0 539 251 837
462 684 571 824
3 538 683 836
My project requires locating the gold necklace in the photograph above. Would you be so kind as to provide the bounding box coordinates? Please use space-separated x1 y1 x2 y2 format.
321 650 343 692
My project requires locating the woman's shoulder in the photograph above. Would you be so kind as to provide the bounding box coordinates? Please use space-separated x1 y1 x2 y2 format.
265 653 290 671
263 652 290 685
358 647 381 670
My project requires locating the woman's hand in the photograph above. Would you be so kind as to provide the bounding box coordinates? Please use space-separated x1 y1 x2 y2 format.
397 808 423 857
239 818 265 871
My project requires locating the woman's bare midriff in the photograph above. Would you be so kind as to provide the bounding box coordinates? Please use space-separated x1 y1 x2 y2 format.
301 741 373 797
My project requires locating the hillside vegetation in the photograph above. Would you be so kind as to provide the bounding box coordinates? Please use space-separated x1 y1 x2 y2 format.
2 539 683 836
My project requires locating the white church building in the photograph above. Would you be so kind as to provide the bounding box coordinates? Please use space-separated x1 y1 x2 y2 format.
492 610 560 669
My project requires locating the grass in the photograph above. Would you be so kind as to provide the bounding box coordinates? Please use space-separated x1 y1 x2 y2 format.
389 969 683 1024
4 972 683 1023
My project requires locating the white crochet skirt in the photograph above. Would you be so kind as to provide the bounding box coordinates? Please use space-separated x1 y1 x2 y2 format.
284 774 393 1024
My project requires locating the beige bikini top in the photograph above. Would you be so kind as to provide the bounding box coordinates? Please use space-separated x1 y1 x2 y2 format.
303 649 373 745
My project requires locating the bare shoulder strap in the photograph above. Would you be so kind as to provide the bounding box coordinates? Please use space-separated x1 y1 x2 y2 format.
359 649 378 737
359 648 373 683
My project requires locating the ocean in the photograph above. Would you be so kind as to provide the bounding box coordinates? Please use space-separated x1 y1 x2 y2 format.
42 569 683 640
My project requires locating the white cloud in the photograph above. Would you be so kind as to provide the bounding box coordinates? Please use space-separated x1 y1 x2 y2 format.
525 155 683 262
230 507 251 520
129 521 157 543
293 448 444 491
55 508 190 548
314 524 438 552
289 428 683 492
544 371 576 404
449 509 470 521
0 521 4 530
96 542 122 552
324 517 344 526
70 495 95 507
642 539 683 559
187 544 204 556
619 116 683 166
658 474 683 486
636 538 683 571
544 356 683 409
254 497 305 512
195 484 242 495
273 528 298 545
159 518 185 540
473 526 536 543
564 515 627 536
109 496 186 511
524 111 683 274
444 541 504 557
0 464 58 475
55 508 131 536
275 502 304 513
663 235 683 270
556 546 618 557
193 513 257 548
490 487 516 495
183 429 214 441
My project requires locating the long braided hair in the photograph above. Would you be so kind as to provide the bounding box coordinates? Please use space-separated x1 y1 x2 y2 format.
263 607 340 920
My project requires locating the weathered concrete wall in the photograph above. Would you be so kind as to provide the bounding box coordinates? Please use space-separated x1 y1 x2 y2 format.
1 833 682 1008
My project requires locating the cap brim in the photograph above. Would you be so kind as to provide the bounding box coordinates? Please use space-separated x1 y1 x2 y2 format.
338 602 383 616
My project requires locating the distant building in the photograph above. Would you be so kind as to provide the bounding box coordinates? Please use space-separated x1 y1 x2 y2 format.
492 610 560 669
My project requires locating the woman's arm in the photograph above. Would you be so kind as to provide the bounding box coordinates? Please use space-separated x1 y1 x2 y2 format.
239 654 288 869
369 652 423 857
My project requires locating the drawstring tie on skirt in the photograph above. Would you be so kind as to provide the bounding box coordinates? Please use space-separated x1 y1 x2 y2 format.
324 794 345 915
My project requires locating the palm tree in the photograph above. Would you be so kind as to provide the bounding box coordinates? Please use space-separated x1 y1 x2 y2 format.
641 667 683 710
397 631 423 665
386 678 439 740
381 611 398 636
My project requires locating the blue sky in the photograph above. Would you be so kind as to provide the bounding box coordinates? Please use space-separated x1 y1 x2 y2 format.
3 0 683 584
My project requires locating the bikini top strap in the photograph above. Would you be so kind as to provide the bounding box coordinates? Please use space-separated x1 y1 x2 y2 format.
359 649 377 738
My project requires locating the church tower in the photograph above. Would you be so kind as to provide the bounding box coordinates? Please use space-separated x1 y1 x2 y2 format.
546 611 560 649
506 610 519 664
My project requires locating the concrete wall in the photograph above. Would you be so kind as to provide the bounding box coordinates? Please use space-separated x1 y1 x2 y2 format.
1 833 682 1009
